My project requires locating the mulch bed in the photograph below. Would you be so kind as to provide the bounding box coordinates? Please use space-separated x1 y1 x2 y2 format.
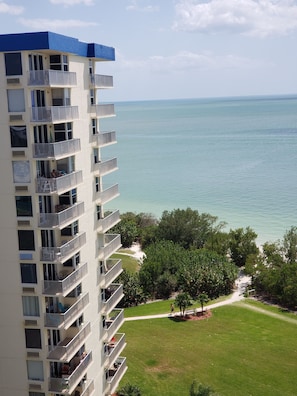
171 310 212 321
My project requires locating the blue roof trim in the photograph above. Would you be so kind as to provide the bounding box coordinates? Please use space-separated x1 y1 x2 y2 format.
0 31 115 61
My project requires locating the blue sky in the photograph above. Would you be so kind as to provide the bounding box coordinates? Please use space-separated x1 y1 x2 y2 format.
1 0 297 101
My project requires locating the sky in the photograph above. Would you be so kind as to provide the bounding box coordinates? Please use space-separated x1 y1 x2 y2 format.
1 0 297 101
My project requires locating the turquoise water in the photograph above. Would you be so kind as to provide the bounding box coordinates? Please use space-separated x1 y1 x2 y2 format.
101 95 297 245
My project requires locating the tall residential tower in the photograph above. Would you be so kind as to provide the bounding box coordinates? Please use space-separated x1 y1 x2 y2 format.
0 31 126 396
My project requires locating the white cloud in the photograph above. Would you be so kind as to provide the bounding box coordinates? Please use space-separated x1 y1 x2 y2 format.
0 2 23 14
19 18 97 30
173 0 297 37
126 0 159 12
50 0 94 5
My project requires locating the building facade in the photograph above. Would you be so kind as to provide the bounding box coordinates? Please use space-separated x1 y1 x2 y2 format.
0 31 126 396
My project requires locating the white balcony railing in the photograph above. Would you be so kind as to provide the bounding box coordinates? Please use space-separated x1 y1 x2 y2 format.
98 234 121 260
41 232 86 263
105 333 126 365
36 171 83 194
39 202 84 228
102 284 124 314
43 262 88 296
90 74 113 88
33 138 81 159
104 309 124 341
31 106 79 123
106 357 127 395
28 70 77 87
96 184 119 205
97 210 120 233
92 131 116 147
100 259 122 288
45 292 89 328
94 158 117 176
90 104 115 118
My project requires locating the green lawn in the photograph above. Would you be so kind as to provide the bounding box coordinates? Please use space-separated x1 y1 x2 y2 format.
112 253 140 273
119 303 297 395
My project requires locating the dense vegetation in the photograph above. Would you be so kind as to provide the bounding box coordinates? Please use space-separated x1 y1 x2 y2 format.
112 208 297 310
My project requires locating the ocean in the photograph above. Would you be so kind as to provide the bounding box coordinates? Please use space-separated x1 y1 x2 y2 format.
101 95 297 245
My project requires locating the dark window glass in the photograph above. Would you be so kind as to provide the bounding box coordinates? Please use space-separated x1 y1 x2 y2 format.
5 52 22 76
18 230 35 250
15 196 32 216
10 126 27 147
20 263 37 283
29 393 45 396
25 329 41 349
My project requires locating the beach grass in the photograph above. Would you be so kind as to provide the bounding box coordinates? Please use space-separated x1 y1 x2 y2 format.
119 304 297 395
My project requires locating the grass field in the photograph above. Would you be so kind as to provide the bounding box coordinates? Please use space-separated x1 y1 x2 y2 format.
112 252 140 273
118 302 297 395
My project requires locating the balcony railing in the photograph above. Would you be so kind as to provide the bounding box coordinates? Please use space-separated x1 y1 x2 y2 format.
49 351 92 394
98 234 121 260
90 104 115 118
94 158 117 176
33 138 81 159
106 357 127 395
43 262 88 296
31 106 79 123
96 184 119 205
38 202 84 228
100 259 122 287
90 74 113 88
102 284 124 314
45 292 89 328
104 309 124 341
92 131 116 147
97 210 120 233
28 70 77 87
105 333 126 365
47 322 91 361
80 380 95 396
41 232 86 263
36 170 83 194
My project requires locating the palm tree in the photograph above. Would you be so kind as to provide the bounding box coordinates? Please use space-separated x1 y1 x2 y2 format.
198 292 209 315
174 292 191 316
189 380 219 396
117 383 142 396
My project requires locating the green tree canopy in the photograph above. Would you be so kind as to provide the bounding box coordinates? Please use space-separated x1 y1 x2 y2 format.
229 227 259 267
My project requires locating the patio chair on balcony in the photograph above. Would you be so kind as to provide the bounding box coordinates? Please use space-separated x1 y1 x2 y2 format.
58 302 68 313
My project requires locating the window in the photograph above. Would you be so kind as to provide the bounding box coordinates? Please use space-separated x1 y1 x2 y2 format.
7 89 25 112
27 360 44 381
10 126 27 147
12 161 31 183
90 89 95 105
18 230 35 250
22 296 39 316
50 54 68 71
91 118 97 135
16 196 32 217
20 264 37 284
97 205 102 220
5 52 22 75
29 392 45 396
61 220 78 236
93 148 99 163
95 177 100 192
25 329 41 349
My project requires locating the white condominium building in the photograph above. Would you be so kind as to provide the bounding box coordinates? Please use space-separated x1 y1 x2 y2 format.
0 31 126 396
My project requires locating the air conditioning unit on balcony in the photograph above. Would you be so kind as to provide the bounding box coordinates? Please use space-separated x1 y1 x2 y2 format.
7 77 20 84
9 114 23 121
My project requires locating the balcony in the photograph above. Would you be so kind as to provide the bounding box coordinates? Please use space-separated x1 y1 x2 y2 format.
45 292 89 328
104 309 124 341
105 333 126 367
33 138 81 159
92 131 116 147
94 158 117 176
43 262 88 296
100 259 122 287
49 351 92 394
90 74 113 88
97 210 120 233
28 69 77 87
39 202 84 228
106 357 127 395
73 379 94 396
41 232 86 263
36 170 83 194
48 322 91 361
90 104 115 118
96 184 119 205
31 106 79 123
102 284 124 314
98 234 121 260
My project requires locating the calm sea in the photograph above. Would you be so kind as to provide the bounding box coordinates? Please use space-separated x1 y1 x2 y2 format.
101 95 297 245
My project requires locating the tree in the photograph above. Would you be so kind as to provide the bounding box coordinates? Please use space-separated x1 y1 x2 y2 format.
118 270 147 308
189 380 219 396
175 292 191 316
229 227 259 267
283 226 297 264
198 293 208 315
117 383 142 396
157 208 225 249
111 214 138 248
